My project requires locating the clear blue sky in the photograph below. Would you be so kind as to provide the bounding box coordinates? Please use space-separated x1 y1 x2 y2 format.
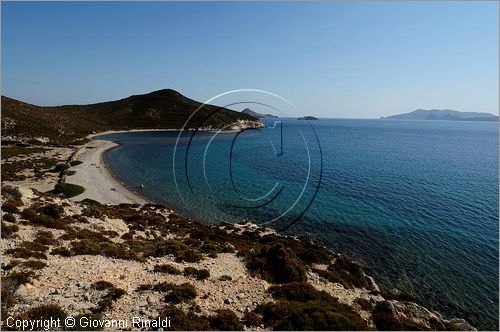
2 1 498 118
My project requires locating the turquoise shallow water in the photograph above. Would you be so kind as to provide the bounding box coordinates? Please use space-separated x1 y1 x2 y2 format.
101 119 498 329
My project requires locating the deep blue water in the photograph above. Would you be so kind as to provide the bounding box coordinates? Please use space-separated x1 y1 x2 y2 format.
100 119 498 329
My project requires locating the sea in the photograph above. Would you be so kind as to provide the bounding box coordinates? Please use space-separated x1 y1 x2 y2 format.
100 118 499 329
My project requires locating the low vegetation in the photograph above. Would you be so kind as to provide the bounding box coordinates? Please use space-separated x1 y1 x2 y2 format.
1 221 19 238
5 241 48 260
91 281 126 313
255 282 370 330
20 259 48 270
17 304 67 322
2 271 35 289
2 200 20 213
137 282 198 304
209 309 244 331
156 305 211 331
21 207 68 229
1 146 47 160
244 242 307 283
183 267 210 280
3 212 16 223
312 256 369 289
1 287 16 324
1 156 59 181
164 283 198 304
154 264 182 275
53 163 70 172
54 183 85 198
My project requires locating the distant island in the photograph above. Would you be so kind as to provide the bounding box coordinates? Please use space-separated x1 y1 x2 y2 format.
298 116 318 120
381 109 499 122
241 108 278 119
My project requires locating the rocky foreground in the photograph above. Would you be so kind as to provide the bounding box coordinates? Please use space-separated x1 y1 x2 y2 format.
1 142 475 331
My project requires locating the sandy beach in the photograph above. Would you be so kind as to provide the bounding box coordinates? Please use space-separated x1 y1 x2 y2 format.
67 139 148 205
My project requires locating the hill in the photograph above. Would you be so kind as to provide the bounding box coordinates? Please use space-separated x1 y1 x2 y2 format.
381 109 498 121
1 89 263 144
241 108 277 118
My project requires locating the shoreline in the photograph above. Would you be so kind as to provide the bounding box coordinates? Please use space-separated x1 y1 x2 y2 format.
90 124 267 139
67 139 149 205
74 127 266 205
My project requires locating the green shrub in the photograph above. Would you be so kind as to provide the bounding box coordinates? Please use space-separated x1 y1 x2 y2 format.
35 230 58 245
176 249 203 263
21 208 37 220
91 281 126 313
156 305 211 331
2 271 35 289
69 239 141 261
314 256 367 289
50 247 71 256
256 281 371 330
183 267 210 280
54 183 85 198
243 311 262 327
3 260 20 271
1 221 19 238
154 264 181 275
71 239 101 255
63 227 109 242
18 304 67 321
148 239 204 262
93 281 115 290
2 200 19 213
210 309 244 331
268 282 333 303
21 208 67 229
70 160 83 166
257 300 370 330
332 256 363 275
1 287 16 323
39 204 64 219
3 213 16 223
82 206 104 218
5 241 48 259
2 186 23 202
99 242 141 261
164 283 197 304
137 284 153 291
21 260 47 270
121 232 134 240
288 238 333 265
26 241 49 252
245 242 307 283
5 247 47 260
53 163 70 172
